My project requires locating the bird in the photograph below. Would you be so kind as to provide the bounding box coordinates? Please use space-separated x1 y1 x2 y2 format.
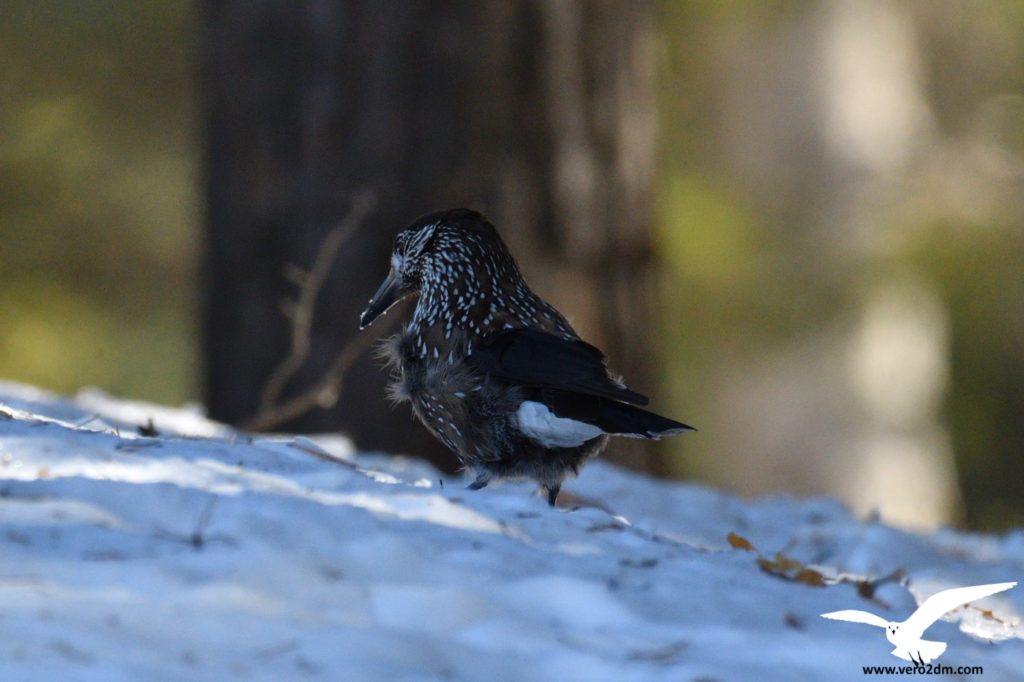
821 581 1017 665
359 208 694 506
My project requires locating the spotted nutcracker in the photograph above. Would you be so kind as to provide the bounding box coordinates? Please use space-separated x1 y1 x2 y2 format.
360 208 693 506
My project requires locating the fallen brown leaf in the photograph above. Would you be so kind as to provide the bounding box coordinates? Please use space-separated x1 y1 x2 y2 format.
727 531 756 552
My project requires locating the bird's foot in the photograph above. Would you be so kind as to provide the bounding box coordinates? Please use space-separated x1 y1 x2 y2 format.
466 475 489 491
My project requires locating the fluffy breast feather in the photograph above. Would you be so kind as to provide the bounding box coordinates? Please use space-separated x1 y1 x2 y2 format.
377 329 522 463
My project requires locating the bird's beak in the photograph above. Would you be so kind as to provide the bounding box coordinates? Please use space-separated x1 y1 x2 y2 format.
360 269 403 329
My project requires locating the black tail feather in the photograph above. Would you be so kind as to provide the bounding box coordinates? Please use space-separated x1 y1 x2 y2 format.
594 401 695 439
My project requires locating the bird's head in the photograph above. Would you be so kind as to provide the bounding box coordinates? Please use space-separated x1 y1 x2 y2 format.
360 208 513 328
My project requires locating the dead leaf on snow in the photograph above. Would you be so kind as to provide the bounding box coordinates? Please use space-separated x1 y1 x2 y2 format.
727 531 756 552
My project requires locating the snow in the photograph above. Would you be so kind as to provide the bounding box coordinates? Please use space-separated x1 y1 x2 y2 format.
1 380 1022 681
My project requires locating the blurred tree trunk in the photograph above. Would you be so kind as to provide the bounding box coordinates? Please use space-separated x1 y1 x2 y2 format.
201 0 661 473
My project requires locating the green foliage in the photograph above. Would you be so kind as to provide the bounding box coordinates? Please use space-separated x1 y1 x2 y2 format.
0 0 198 404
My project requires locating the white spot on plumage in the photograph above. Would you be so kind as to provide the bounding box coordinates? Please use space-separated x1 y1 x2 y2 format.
515 400 604 448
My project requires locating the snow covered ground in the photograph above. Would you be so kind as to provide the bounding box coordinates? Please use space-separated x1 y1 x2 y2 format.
0 380 1022 681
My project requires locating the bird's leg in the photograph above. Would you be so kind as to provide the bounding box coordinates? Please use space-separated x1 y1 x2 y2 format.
545 484 561 507
466 475 490 491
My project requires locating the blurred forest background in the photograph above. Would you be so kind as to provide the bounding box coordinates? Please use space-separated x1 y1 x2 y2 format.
2 1 1022 531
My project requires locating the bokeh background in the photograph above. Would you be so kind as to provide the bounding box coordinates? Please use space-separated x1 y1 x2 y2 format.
2 1 1021 531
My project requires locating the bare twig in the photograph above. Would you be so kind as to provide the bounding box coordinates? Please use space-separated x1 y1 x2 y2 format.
152 495 236 551
258 190 377 412
244 189 400 433
244 309 399 432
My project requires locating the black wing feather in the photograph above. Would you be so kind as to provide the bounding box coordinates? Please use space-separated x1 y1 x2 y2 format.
469 328 649 406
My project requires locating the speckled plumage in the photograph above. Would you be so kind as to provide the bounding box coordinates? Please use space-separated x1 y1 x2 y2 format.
360 208 693 505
